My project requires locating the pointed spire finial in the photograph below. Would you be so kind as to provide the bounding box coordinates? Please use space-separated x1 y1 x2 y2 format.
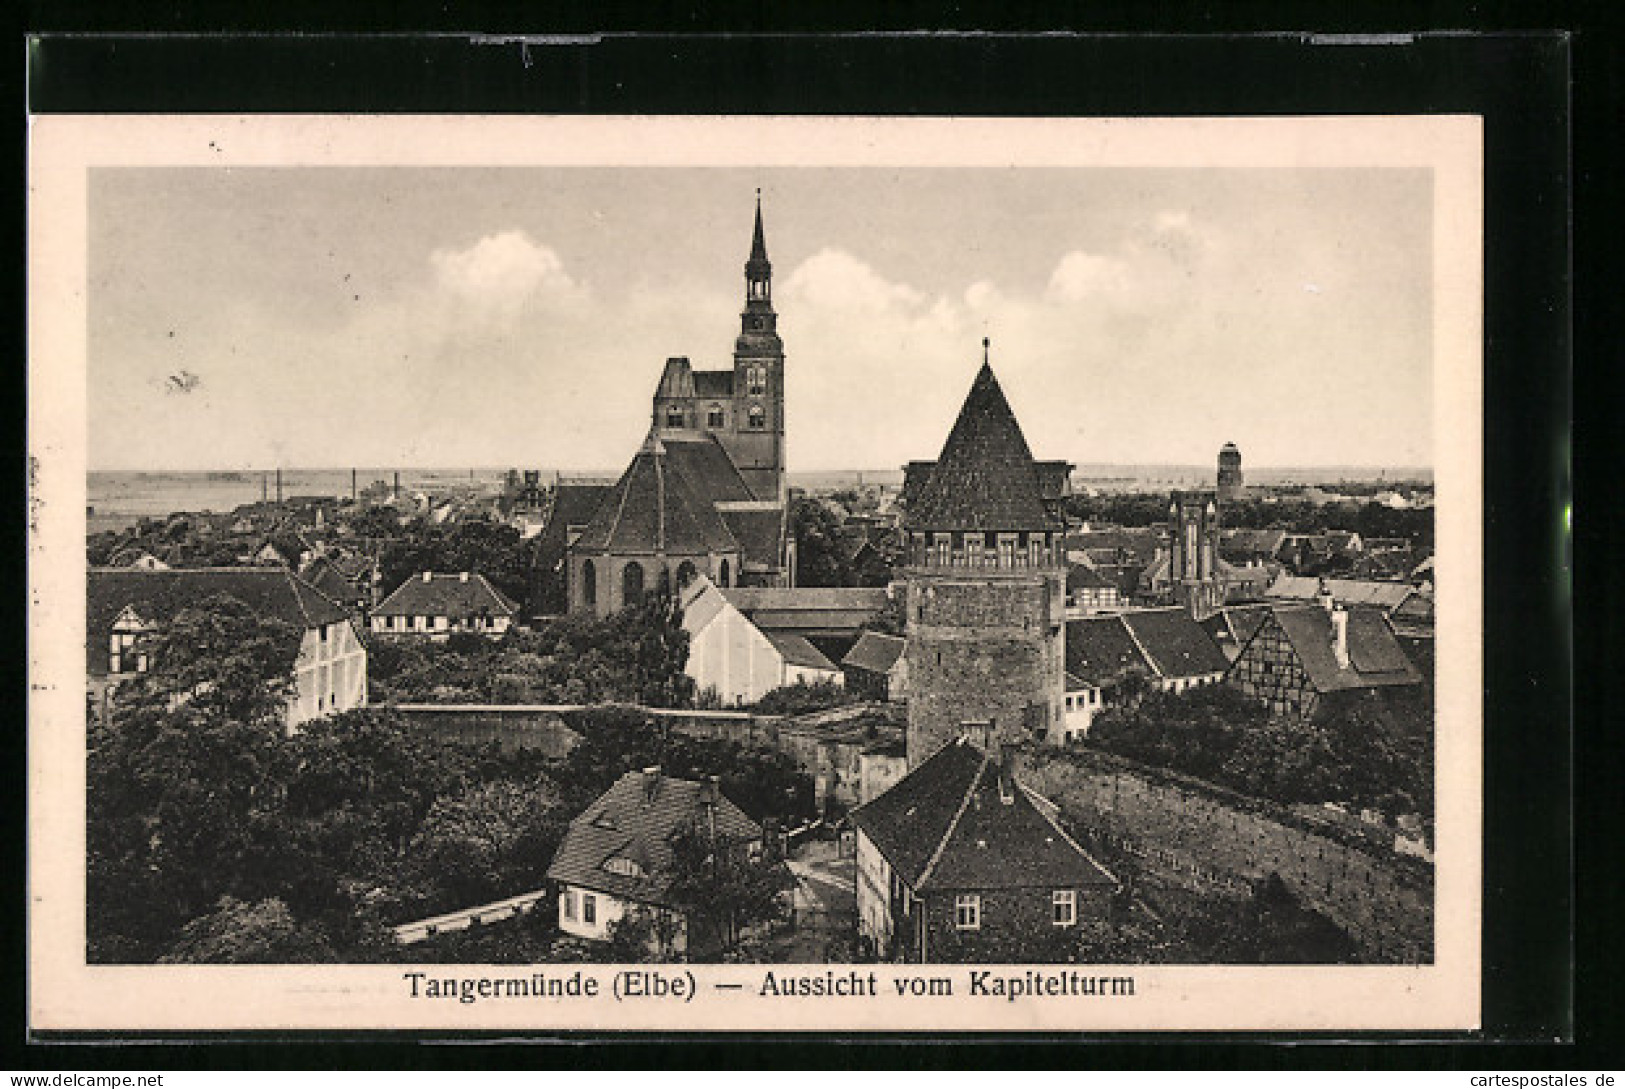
983 336 990 367
749 190 768 263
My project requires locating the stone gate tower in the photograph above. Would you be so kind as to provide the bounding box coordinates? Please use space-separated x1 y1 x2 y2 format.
900 347 1069 767
1217 441 1245 502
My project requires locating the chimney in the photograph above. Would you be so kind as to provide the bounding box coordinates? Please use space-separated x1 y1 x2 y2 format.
1331 608 1350 670
994 743 1015 806
422 571 433 583
459 571 470 583
702 775 720 840
642 766 661 804
1317 577 1335 613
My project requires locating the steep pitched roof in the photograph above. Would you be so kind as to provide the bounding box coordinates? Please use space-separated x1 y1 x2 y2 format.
721 587 889 633
546 770 759 905
842 630 906 675
906 364 1058 533
1064 616 1154 687
762 631 840 672
573 431 741 556
1268 606 1422 693
851 738 1116 893
86 566 348 676
719 507 787 570
1119 608 1231 678
373 572 518 620
662 435 755 504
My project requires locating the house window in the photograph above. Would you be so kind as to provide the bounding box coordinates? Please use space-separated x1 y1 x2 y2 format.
954 894 981 930
707 404 725 428
666 406 685 428
1053 890 1077 927
583 894 597 925
748 404 766 430
563 890 577 922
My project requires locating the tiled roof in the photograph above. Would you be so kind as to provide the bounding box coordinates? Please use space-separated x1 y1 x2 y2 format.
1033 460 1073 502
842 631 905 675
1064 529 1162 564
1221 529 1288 558
722 587 890 633
692 370 735 398
300 560 363 605
1119 609 1231 678
851 738 1116 893
905 364 1059 533
1267 575 1413 611
663 435 755 503
1269 606 1422 693
1204 604 1269 649
719 507 786 570
1066 564 1116 592
573 431 741 556
1064 616 1153 687
87 567 347 676
762 631 840 672
373 572 519 620
546 770 759 905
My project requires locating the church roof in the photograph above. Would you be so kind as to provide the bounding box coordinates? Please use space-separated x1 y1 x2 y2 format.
720 507 788 570
573 431 741 556
692 370 736 398
906 363 1059 533
662 435 755 503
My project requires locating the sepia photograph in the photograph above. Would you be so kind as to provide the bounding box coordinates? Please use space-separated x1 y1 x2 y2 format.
28 114 1483 1032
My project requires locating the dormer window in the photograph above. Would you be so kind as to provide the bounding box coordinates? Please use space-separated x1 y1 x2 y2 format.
603 856 644 878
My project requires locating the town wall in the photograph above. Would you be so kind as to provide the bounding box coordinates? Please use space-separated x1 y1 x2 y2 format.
1014 747 1433 964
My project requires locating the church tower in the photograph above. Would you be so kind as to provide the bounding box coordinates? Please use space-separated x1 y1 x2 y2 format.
1168 491 1225 620
723 192 787 504
1217 441 1245 502
901 344 1069 766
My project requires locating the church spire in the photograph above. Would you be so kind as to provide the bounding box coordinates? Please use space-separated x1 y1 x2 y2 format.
744 190 772 307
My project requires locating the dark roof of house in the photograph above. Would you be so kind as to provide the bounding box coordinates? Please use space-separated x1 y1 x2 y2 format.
300 560 364 604
762 631 840 671
1033 460 1073 502
720 507 787 570
1066 564 1116 592
1202 605 1271 650
851 738 1117 893
721 587 889 633
573 431 741 556
905 363 1059 533
1268 606 1422 693
373 572 518 619
1064 529 1162 564
1120 609 1231 678
1064 616 1153 687
86 567 348 676
1267 575 1413 611
545 770 759 905
842 630 906 674
692 369 735 398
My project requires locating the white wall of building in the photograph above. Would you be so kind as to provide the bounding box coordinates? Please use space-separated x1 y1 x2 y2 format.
289 619 368 730
684 588 790 705
855 829 895 956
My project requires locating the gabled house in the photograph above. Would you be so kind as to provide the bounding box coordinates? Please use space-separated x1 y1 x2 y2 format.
298 551 378 616
841 631 908 702
546 767 762 956
370 571 518 640
680 577 846 705
1224 600 1423 722
1058 608 1231 741
86 566 367 731
852 735 1118 963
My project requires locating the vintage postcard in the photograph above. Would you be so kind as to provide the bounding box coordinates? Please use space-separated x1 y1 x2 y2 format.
28 114 1482 1033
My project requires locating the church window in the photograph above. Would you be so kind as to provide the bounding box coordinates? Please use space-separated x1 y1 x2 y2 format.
707 404 725 428
718 558 731 588
622 562 646 608
666 406 685 428
748 405 766 430
578 558 597 606
676 560 698 588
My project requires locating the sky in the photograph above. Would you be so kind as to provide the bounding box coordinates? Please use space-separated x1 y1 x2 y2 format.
88 166 1433 472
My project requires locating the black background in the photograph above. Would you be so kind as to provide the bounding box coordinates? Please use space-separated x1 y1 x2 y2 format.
11 6 1612 1071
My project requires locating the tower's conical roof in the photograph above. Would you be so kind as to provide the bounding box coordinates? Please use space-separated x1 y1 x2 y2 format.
749 191 769 264
906 362 1057 532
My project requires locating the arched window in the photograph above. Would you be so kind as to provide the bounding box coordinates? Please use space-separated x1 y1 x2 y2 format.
666 405 685 429
747 405 766 430
718 558 731 588
621 562 645 609
676 560 698 588
707 404 725 428
581 559 597 607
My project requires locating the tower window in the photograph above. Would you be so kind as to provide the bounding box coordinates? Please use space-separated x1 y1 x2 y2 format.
707 403 725 428
748 405 766 430
666 406 685 428
747 366 766 395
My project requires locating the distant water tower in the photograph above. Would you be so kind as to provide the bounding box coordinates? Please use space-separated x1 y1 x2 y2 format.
1217 442 1245 502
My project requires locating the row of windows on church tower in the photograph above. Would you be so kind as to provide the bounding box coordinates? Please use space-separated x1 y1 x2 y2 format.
665 403 767 430
907 531 1062 568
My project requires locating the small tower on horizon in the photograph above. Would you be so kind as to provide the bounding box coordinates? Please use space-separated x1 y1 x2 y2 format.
1217 441 1245 503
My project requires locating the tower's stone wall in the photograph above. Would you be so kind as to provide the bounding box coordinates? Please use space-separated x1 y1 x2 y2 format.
903 568 1065 764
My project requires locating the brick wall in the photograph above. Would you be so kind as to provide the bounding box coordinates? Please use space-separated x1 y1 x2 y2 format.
1015 748 1433 963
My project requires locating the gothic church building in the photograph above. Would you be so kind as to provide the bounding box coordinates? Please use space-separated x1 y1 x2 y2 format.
568 198 792 616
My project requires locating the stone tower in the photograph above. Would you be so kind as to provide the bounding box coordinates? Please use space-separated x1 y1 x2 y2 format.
723 192 786 504
1168 491 1225 620
901 347 1069 766
1217 441 1245 502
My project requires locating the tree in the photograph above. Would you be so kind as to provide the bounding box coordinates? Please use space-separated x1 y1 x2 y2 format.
403 780 567 914
751 679 857 717
159 897 337 964
663 825 793 955
789 496 853 587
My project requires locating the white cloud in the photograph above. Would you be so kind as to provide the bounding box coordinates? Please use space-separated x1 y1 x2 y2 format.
781 249 929 315
1046 252 1130 302
430 231 584 318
